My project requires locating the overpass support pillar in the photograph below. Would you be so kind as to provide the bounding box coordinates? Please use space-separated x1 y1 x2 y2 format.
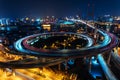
58 64 61 71
107 51 112 65
42 58 46 62
83 57 87 64
88 57 92 72
116 46 119 55
65 60 68 73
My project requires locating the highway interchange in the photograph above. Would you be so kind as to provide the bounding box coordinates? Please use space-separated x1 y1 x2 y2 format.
0 19 119 80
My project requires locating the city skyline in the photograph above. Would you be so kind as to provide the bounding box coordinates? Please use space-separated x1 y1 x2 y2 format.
0 0 120 18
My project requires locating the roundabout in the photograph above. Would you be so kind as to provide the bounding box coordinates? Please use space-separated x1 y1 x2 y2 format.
15 32 94 57
14 30 118 58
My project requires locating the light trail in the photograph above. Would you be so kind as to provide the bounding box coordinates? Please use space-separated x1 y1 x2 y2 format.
14 19 118 57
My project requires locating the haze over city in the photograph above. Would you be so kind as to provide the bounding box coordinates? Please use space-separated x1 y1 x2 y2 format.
0 0 120 18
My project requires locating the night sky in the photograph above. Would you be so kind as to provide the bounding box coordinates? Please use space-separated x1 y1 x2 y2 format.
0 0 120 18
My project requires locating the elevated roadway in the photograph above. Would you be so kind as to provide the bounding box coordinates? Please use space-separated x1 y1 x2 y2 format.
0 19 118 69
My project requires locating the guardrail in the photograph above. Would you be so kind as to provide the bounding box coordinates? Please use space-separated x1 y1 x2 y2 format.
98 54 118 80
